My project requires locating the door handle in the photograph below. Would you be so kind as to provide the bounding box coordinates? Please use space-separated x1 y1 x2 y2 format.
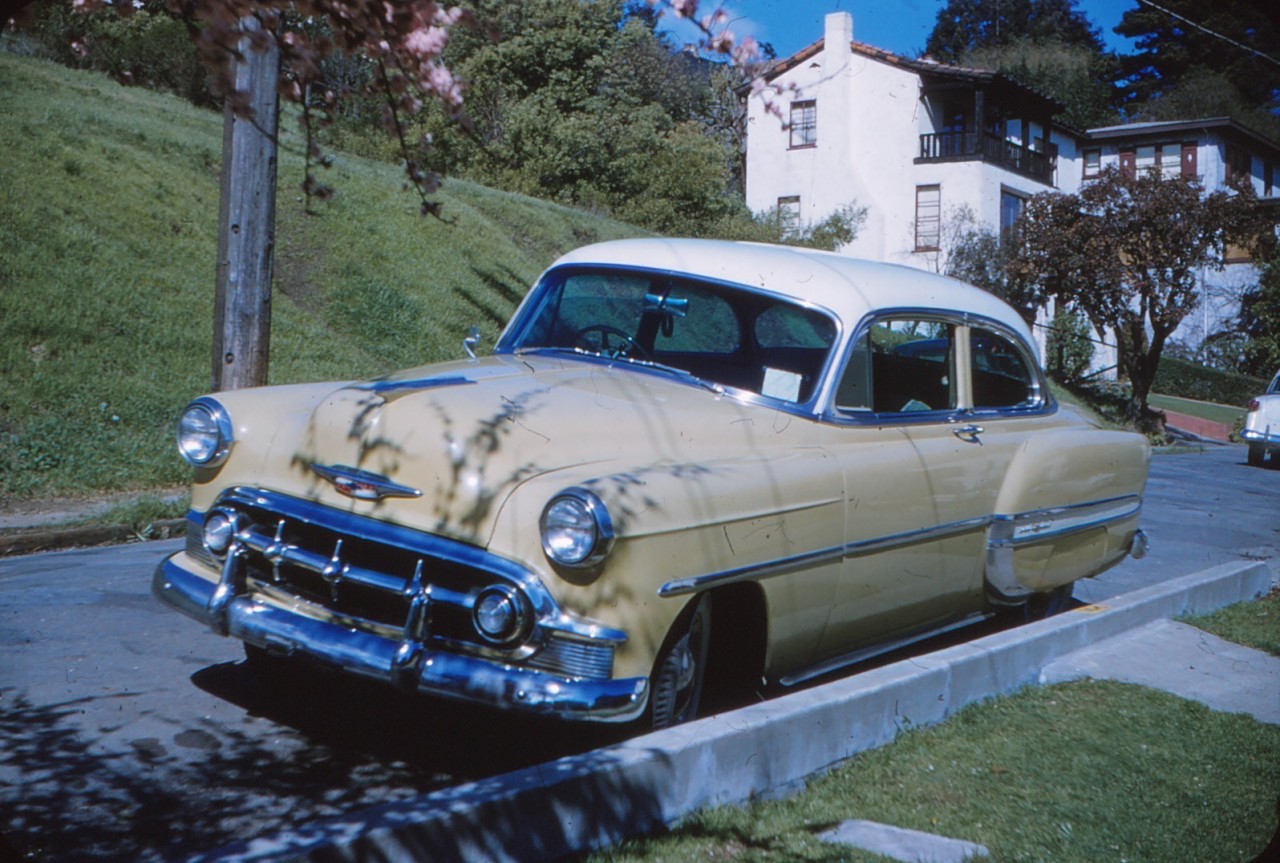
952 424 984 444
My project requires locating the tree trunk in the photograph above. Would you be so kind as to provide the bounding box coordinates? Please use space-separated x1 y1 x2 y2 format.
211 16 280 392
1125 321 1169 434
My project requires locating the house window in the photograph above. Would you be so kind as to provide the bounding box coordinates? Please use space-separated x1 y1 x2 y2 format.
789 100 817 149
777 195 801 235
1226 146 1251 183
1136 144 1156 175
1082 148 1101 179
1000 189 1025 239
915 185 941 252
1131 143 1184 178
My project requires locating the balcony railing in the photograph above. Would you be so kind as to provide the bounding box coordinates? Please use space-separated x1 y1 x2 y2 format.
918 132 1057 185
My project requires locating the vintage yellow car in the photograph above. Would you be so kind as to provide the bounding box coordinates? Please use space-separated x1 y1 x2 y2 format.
155 238 1150 729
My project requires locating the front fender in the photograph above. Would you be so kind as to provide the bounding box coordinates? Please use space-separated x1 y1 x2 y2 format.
488 448 845 679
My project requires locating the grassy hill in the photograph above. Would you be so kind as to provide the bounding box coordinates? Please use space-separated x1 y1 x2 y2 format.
0 53 645 501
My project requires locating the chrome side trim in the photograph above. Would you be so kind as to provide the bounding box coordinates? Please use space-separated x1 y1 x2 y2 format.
985 495 1143 601
658 515 993 598
660 497 1143 601
990 495 1142 546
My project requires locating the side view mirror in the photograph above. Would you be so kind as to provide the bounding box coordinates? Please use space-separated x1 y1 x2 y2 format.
463 325 482 361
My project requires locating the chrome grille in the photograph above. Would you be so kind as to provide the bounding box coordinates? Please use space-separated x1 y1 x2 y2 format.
205 488 508 646
191 487 625 681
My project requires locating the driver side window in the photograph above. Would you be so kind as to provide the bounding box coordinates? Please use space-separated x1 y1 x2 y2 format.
836 318 956 414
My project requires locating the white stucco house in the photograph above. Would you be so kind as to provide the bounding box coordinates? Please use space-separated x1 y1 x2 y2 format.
744 11 1280 368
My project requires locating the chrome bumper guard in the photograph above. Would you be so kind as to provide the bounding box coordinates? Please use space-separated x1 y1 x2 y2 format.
154 555 648 722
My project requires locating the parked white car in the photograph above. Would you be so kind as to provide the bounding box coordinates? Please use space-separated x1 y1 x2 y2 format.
1243 369 1280 468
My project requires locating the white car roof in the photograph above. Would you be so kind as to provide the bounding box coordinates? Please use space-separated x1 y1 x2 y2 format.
552 238 1035 346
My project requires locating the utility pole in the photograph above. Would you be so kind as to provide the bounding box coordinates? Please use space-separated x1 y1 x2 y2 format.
212 15 280 392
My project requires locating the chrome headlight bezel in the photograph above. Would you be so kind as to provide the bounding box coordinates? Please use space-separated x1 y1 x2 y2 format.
177 397 234 468
540 487 614 569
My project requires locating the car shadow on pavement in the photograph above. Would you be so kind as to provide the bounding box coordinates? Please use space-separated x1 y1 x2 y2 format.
191 656 628 780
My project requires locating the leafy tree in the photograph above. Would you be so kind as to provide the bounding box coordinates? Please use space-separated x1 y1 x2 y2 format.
21 0 209 104
1009 166 1270 428
1044 308 1094 383
407 0 744 235
939 205 1042 325
47 0 771 387
925 0 1105 61
1116 0 1279 124
963 38 1121 129
716 202 867 252
1237 257 1280 378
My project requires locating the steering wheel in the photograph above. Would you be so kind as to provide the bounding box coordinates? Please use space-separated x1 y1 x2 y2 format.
572 324 652 361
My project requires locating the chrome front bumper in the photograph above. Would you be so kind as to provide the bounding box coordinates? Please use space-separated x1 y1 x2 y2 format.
154 556 648 722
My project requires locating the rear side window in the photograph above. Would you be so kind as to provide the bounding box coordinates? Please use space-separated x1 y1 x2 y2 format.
970 327 1035 409
836 318 956 413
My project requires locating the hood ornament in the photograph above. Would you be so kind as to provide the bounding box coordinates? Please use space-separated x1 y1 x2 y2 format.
311 464 423 501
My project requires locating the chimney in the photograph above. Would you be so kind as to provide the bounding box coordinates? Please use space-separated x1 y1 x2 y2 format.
825 11 853 61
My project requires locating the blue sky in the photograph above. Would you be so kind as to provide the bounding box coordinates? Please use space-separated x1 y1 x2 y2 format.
662 0 1142 60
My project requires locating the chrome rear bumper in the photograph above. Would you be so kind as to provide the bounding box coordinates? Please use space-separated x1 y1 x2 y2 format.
154 556 648 722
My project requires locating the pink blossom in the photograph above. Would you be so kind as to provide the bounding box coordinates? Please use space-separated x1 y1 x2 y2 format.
403 25 447 58
424 64 462 108
669 0 698 19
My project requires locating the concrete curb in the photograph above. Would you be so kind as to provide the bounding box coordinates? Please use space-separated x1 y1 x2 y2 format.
191 560 1271 863
0 519 186 557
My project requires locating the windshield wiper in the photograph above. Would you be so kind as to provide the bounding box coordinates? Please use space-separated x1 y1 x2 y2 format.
513 347 726 395
625 358 727 395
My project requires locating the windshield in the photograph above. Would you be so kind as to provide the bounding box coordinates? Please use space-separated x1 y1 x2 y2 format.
500 266 838 404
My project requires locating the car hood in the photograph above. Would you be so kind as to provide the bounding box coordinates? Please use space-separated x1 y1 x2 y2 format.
234 353 795 548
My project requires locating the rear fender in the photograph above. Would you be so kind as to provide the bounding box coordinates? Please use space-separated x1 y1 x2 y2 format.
986 429 1150 601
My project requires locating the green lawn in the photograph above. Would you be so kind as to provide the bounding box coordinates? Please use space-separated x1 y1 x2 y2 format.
0 53 644 501
585 594 1280 863
1148 393 1248 427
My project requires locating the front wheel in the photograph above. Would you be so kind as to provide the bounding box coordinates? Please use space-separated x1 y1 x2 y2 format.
648 594 711 730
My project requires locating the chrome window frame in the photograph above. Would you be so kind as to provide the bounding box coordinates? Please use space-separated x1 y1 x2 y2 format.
495 263 845 422
817 307 1055 427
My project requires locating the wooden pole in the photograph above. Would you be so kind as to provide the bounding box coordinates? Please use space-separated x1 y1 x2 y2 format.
212 16 280 392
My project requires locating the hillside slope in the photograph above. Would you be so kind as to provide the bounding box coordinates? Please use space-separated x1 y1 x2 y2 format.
0 54 645 500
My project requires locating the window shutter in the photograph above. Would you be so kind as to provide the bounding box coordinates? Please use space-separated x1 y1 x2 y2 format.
1181 143 1197 178
1119 149 1135 179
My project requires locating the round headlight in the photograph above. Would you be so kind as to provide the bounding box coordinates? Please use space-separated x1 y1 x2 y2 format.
473 585 528 644
177 398 233 467
202 508 240 557
540 488 613 568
